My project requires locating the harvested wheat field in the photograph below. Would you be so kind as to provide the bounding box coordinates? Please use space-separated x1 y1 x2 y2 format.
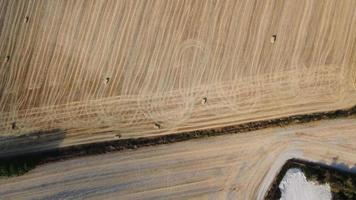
1 0 356 153
1 0 356 199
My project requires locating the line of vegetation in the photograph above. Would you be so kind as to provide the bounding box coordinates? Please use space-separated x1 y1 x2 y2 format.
0 157 40 178
1 105 356 178
265 159 356 200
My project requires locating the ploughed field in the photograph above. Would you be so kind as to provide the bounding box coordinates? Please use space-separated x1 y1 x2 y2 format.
1 118 356 199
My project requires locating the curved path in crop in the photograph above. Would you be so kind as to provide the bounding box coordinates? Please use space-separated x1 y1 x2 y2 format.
1 118 356 199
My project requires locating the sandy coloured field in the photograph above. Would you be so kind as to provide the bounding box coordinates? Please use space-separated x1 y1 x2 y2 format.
1 118 356 199
0 0 356 156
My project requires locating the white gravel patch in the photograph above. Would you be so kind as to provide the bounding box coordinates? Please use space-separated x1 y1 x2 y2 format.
279 168 332 200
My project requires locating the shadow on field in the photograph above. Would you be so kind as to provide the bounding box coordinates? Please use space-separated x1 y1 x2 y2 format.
327 156 356 174
0 129 65 178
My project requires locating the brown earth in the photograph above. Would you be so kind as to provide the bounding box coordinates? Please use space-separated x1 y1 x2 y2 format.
1 118 356 199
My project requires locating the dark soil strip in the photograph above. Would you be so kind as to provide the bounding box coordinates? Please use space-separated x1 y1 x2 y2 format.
265 159 356 200
1 105 356 177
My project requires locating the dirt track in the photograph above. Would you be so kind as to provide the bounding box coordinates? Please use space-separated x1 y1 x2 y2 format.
1 118 356 199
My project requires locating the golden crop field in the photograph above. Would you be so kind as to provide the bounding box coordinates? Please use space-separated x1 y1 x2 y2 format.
0 0 356 154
